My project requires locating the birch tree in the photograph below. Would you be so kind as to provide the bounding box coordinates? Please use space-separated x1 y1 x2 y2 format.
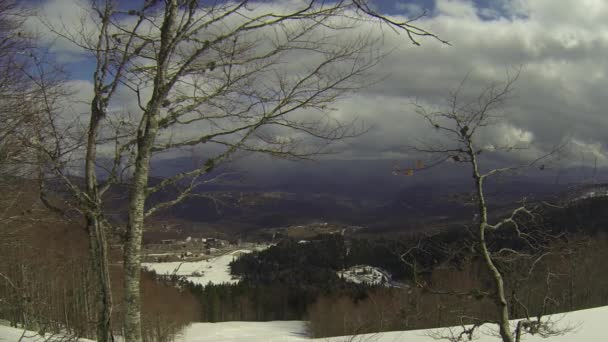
38 1 446 341
411 72 568 342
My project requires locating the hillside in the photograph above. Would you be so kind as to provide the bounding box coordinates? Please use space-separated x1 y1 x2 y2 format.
179 305 608 341
3 305 604 341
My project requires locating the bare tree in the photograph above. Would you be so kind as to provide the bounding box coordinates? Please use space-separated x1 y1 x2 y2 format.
0 0 51 302
0 0 36 179
410 71 569 342
0 0 73 220
0 0 46 333
0 0 83 332
36 1 447 341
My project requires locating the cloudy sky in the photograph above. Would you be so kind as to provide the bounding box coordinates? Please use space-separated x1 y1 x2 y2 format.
25 0 608 171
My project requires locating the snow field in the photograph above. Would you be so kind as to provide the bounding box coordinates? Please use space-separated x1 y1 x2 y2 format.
141 249 252 285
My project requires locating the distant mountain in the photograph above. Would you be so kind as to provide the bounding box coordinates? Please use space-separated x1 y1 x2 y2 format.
88 156 608 238
150 156 608 195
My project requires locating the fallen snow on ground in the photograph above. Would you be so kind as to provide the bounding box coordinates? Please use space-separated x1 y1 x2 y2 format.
574 189 608 202
0 324 95 342
178 305 608 342
2 306 606 341
142 249 251 285
339 265 393 286
178 321 309 342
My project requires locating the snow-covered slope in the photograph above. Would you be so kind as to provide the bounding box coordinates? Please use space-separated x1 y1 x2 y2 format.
2 306 607 341
179 321 309 342
142 250 251 285
178 305 608 342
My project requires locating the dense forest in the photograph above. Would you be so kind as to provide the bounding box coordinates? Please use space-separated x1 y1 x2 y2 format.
0 184 201 342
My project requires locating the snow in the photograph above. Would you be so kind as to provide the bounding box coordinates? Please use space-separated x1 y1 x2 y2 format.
142 250 252 285
575 190 608 201
145 253 173 257
178 321 309 342
339 265 394 287
2 306 607 341
568 185 608 203
0 324 95 341
177 305 608 342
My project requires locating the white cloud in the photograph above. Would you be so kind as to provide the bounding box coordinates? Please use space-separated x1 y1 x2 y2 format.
569 139 607 165
27 0 608 167
24 0 97 62
494 124 534 147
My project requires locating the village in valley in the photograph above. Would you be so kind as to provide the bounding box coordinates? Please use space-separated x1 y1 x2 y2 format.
140 221 384 287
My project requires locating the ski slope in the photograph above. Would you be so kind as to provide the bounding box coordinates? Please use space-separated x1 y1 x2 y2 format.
141 249 251 285
2 305 606 341
178 321 309 342
178 305 608 342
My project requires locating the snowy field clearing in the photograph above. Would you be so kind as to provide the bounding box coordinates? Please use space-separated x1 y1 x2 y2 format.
141 249 251 285
178 305 608 342
1 306 606 341
178 321 309 342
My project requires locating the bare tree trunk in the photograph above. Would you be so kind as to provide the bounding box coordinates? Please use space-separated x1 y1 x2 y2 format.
123 3 176 340
123 103 162 342
85 105 113 342
471 150 514 342
123 165 148 342
87 217 113 342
